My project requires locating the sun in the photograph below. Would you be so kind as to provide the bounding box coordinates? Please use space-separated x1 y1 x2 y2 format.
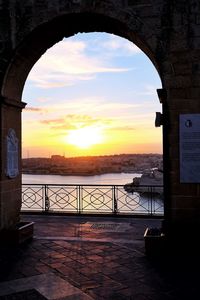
66 126 104 149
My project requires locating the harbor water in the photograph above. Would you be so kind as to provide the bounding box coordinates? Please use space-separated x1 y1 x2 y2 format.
22 173 163 215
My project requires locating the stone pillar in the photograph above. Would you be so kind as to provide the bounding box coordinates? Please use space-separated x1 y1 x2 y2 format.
168 88 200 235
160 84 200 253
0 97 26 230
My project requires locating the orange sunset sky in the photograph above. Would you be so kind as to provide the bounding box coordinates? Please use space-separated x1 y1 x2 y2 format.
22 32 162 158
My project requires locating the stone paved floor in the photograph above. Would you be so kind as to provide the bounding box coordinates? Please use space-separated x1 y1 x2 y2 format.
0 215 199 299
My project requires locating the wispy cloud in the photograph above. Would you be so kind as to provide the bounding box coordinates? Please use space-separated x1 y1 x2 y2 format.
25 107 42 112
39 114 110 134
136 84 160 96
23 96 155 128
101 35 141 56
28 38 131 89
24 106 51 115
24 95 145 113
108 125 136 131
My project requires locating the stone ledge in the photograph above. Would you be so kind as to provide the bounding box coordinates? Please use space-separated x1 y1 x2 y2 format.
144 227 166 258
0 221 34 245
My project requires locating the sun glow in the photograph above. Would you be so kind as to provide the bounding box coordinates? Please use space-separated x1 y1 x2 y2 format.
66 126 104 149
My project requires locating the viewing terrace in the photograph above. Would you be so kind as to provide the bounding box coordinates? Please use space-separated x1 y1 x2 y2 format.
0 214 199 299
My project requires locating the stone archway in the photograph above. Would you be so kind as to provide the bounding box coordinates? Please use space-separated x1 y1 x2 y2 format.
0 10 164 232
1 1 200 251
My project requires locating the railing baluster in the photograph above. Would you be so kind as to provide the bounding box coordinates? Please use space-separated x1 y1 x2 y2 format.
113 185 118 215
45 184 50 212
78 185 81 214
43 184 45 211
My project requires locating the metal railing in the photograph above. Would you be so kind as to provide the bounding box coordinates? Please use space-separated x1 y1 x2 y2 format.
21 184 164 216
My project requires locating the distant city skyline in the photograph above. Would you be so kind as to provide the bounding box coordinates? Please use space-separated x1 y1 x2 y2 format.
22 32 162 158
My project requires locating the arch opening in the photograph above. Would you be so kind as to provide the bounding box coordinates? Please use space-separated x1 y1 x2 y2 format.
22 31 162 159
21 30 163 215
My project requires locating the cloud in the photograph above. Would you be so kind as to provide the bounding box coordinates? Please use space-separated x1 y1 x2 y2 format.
40 117 76 131
24 106 48 113
25 95 139 114
28 38 131 89
108 125 136 131
136 84 160 96
37 111 146 141
24 106 42 112
39 114 109 134
23 95 157 140
23 106 57 118
101 35 141 56
40 114 101 124
40 118 66 125
23 96 155 126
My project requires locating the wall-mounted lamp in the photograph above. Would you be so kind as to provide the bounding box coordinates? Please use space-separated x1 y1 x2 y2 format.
157 88 167 104
155 112 163 127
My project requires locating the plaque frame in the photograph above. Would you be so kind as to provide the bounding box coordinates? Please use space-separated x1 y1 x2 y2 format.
6 128 19 178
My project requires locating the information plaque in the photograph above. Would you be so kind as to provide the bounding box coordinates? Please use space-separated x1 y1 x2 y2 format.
6 128 19 178
180 114 200 183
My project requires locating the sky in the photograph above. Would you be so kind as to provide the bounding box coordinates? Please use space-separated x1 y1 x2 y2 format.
22 32 162 158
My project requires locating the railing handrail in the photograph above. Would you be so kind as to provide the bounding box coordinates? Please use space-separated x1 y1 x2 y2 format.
22 183 163 187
